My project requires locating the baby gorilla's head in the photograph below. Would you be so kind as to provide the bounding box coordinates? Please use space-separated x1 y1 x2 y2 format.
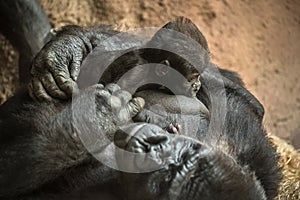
100 48 203 98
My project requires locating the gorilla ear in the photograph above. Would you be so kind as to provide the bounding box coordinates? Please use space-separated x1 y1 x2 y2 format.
162 17 209 52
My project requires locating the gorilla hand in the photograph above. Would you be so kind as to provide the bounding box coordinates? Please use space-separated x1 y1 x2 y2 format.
28 26 93 102
0 83 144 197
72 83 145 144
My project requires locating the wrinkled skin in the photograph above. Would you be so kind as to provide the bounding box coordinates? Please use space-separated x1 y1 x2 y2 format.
115 124 268 200
28 25 118 102
0 17 280 200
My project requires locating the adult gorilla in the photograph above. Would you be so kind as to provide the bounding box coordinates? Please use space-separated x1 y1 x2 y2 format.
0 17 280 200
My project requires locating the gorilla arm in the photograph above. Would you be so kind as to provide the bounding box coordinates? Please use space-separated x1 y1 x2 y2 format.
0 84 144 198
0 91 87 197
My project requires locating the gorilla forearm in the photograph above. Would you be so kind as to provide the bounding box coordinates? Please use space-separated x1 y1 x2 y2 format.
0 83 143 198
0 91 89 197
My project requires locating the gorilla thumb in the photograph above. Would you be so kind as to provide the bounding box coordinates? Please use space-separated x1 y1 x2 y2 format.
118 97 145 123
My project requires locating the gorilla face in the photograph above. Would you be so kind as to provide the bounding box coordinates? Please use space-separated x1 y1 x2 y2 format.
115 124 267 200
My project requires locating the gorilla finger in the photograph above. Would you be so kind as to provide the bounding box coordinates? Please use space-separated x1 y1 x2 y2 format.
55 73 79 96
28 81 38 102
117 97 144 124
70 57 82 81
108 96 122 111
105 83 121 95
41 74 68 100
113 90 132 105
94 89 113 105
94 90 122 113
32 79 53 102
120 97 145 120
88 83 105 91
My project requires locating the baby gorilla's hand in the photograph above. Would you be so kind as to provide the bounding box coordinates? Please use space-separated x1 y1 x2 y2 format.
28 27 92 102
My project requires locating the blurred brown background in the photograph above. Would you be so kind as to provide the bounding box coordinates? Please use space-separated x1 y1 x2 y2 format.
0 0 299 147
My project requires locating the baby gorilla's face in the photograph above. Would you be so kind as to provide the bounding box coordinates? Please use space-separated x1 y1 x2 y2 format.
147 58 202 98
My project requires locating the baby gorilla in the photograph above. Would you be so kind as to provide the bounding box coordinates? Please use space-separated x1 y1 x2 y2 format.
0 17 280 200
